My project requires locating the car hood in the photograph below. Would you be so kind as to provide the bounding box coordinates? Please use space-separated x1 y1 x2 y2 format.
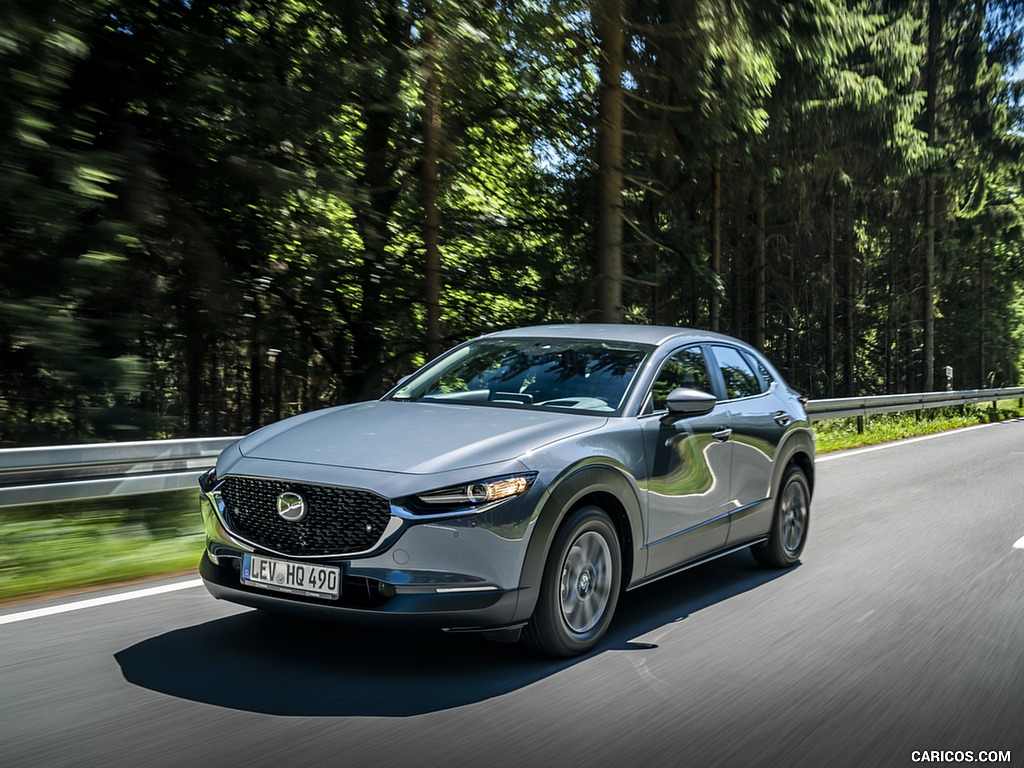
237 400 608 475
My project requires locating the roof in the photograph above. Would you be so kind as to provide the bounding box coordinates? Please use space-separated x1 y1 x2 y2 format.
483 323 743 347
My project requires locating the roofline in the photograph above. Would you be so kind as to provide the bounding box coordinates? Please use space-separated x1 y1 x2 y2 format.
480 323 748 348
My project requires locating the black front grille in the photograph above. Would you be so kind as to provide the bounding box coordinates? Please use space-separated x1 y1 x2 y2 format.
218 476 391 556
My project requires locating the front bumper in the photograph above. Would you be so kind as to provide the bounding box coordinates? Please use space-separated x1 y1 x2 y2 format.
199 552 524 631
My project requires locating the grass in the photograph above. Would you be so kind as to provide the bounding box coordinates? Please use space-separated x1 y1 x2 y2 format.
0 490 203 604
2 399 1021 604
813 399 1024 453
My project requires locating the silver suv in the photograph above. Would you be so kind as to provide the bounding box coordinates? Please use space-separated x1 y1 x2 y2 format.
199 324 814 656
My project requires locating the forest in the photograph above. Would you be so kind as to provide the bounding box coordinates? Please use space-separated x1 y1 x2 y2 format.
2 0 1023 446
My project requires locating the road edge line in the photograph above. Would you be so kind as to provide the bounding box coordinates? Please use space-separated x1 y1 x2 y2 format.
0 578 204 626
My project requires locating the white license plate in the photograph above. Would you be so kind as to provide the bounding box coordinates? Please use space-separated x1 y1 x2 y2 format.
242 553 341 600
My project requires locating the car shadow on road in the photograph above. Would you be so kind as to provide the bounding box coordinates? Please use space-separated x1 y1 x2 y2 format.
115 551 794 717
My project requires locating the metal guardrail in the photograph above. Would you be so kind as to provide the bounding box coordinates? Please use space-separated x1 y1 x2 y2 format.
805 387 1024 421
0 437 238 509
1 386 1022 509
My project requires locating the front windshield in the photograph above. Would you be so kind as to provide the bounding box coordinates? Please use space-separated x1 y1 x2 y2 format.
391 338 652 414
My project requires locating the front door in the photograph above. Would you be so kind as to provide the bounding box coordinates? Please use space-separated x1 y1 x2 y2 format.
641 345 732 577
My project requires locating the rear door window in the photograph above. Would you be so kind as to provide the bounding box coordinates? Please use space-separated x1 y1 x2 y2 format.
711 345 761 400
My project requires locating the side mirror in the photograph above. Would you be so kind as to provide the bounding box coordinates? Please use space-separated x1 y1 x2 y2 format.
664 387 716 418
395 374 413 388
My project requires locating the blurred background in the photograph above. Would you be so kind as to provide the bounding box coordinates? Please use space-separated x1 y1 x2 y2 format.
2 0 1023 449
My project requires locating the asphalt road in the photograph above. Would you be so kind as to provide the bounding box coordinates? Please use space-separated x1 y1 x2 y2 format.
3 420 1024 768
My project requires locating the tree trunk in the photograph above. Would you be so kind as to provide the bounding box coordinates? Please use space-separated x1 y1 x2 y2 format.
978 241 986 387
826 192 836 397
787 250 796 382
689 269 699 326
788 183 803 386
844 190 855 395
753 179 766 350
710 154 722 331
422 0 442 359
185 320 202 437
249 296 262 431
731 250 743 339
346 3 407 400
923 177 936 391
593 0 624 323
922 0 940 392
885 213 896 394
904 236 917 393
210 347 220 434
272 353 283 423
687 198 699 326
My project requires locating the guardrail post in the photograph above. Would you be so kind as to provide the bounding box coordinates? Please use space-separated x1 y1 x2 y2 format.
856 415 864 434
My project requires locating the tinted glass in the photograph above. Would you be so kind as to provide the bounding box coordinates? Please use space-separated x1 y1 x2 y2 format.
392 339 651 413
650 347 713 412
713 345 761 399
749 354 774 390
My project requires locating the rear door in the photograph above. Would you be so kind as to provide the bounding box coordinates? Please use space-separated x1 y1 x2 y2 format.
705 345 786 543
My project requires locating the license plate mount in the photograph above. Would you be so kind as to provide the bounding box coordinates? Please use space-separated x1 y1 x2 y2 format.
241 553 341 600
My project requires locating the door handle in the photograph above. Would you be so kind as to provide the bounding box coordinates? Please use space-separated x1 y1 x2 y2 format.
712 427 732 442
773 411 791 427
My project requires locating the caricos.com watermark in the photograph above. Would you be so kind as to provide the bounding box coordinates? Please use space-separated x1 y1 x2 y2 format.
911 752 1012 763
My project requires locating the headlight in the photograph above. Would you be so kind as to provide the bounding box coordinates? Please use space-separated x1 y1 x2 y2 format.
410 473 537 513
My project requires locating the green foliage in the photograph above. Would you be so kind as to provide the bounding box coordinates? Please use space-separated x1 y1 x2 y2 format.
0 0 1022 446
0 0 160 443
0 491 202 601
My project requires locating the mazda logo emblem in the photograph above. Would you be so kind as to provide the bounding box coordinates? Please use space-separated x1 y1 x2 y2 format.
276 491 307 522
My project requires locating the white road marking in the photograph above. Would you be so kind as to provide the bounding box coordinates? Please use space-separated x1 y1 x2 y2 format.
817 422 1001 462
1013 536 1024 550
0 578 203 626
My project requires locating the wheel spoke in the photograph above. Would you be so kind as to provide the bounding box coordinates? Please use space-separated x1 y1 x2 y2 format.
784 519 797 550
578 596 595 629
559 530 613 633
579 532 600 563
780 481 807 554
561 588 579 615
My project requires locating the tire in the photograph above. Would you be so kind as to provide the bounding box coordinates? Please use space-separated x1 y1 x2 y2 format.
522 505 622 657
753 464 810 568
